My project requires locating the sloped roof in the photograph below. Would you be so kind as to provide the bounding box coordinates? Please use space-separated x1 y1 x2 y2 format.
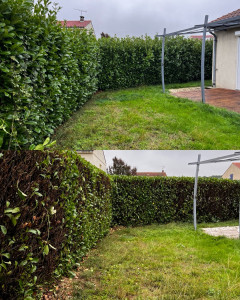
59 20 91 28
136 172 167 177
233 162 240 169
211 8 240 23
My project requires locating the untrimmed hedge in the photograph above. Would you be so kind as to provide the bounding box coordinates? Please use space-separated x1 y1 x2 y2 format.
0 150 111 299
0 0 98 149
111 176 240 226
98 36 213 90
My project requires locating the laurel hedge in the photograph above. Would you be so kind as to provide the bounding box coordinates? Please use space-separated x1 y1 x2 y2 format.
0 0 213 149
111 176 240 226
0 0 98 150
0 150 111 299
98 36 213 90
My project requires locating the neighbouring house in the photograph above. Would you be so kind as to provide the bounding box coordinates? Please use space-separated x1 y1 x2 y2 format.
222 162 240 180
211 8 240 90
76 150 106 172
59 16 95 35
190 35 213 40
136 171 167 177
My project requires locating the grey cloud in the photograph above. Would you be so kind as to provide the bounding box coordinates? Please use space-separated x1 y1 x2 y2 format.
55 0 240 37
104 151 238 177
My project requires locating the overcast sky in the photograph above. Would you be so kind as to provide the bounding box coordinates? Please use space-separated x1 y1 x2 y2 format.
104 151 240 177
55 0 240 38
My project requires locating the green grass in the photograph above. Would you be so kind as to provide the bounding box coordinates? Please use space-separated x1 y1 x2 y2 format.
53 81 240 149
70 222 240 299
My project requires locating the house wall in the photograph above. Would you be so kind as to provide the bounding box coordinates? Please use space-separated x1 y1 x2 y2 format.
222 164 240 180
85 23 94 31
77 150 107 172
215 27 240 90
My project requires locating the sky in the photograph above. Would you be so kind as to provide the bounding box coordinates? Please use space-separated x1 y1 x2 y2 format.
104 150 240 177
55 0 240 38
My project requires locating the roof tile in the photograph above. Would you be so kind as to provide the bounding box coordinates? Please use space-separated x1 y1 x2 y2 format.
211 8 240 23
59 20 91 28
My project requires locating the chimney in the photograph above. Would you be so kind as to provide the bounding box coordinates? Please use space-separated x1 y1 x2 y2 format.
80 15 84 22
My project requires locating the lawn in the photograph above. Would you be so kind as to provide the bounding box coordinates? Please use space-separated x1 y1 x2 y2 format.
53 81 240 150
52 222 240 300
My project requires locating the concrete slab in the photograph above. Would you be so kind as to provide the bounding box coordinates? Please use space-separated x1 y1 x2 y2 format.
202 226 239 239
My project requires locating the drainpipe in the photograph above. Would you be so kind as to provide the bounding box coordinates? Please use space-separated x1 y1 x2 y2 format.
210 31 217 88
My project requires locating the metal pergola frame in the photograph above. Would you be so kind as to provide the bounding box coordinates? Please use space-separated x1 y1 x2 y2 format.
157 15 240 103
189 152 240 238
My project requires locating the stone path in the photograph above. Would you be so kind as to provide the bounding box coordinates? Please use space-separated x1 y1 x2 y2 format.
202 226 239 239
169 87 240 114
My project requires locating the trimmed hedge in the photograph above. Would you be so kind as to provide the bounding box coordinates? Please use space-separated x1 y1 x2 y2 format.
0 0 213 149
0 0 98 149
0 150 111 299
98 36 213 90
111 176 240 226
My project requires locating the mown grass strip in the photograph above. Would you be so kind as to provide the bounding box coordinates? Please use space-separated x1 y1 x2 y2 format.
69 222 240 299
54 81 240 150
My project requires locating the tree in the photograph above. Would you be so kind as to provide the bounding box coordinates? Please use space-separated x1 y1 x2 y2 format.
101 32 110 38
107 157 137 175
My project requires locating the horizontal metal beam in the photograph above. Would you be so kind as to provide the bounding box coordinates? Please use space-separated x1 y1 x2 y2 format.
157 15 240 38
189 153 240 165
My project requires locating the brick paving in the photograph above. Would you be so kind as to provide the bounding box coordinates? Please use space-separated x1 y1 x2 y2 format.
202 226 239 239
170 87 240 114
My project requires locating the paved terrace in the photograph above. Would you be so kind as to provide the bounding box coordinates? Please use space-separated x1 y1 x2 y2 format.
203 226 239 239
170 87 240 114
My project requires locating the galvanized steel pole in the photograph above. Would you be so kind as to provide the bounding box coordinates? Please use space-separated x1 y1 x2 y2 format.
201 15 208 103
212 34 217 88
193 154 201 231
161 28 166 93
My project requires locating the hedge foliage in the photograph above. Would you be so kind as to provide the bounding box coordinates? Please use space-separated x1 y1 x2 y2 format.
0 0 98 149
111 176 240 226
0 150 111 299
98 36 213 90
0 0 213 149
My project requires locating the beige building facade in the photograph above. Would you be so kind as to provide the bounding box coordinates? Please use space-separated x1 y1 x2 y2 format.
222 162 240 180
215 28 240 90
76 150 107 172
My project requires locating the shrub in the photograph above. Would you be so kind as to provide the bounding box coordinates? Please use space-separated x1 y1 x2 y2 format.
98 36 213 90
111 176 240 226
0 0 99 149
0 150 111 299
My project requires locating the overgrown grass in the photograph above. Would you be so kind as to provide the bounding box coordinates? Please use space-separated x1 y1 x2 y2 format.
69 222 240 299
53 81 240 149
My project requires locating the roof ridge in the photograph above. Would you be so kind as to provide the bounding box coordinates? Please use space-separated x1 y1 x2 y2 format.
211 8 240 23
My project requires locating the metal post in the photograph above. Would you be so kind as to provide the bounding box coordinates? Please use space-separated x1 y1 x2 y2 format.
201 15 208 103
161 28 166 93
193 154 201 231
212 34 217 88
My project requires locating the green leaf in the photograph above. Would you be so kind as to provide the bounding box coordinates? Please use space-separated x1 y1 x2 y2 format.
4 207 20 214
10 216 17 226
18 188 27 200
43 137 50 146
19 245 28 251
0 225 7 235
50 206 56 215
2 253 10 259
31 258 39 264
46 140 57 148
43 245 49 256
19 260 28 267
28 229 41 235
34 144 44 150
